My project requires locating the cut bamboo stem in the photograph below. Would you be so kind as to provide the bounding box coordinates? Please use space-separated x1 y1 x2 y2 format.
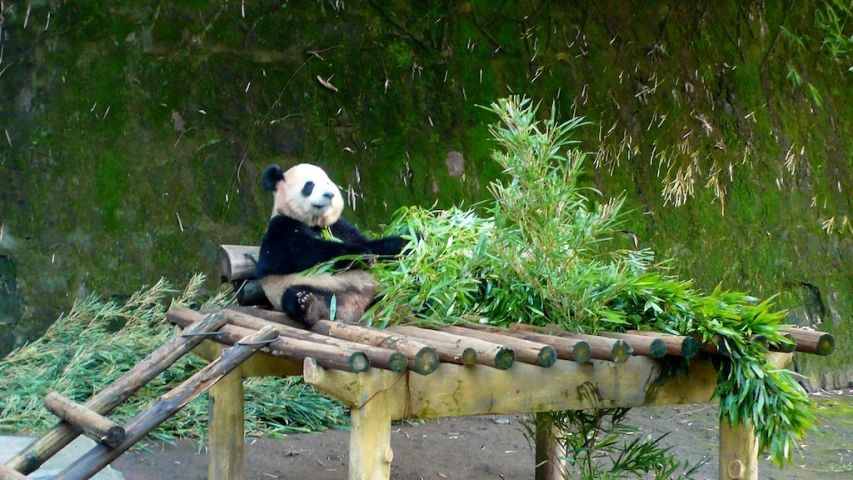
780 327 835 356
0 463 29 480
4 312 227 476
168 306 370 373
217 307 408 372
43 393 126 448
460 323 590 363
386 325 514 370
312 320 440 375
510 324 633 363
598 332 667 358
218 245 260 283
626 330 699 358
53 326 280 480
443 325 557 367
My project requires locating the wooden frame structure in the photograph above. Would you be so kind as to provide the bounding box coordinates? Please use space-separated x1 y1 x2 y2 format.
0 245 836 480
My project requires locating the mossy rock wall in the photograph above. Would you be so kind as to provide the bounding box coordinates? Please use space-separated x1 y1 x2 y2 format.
0 0 850 388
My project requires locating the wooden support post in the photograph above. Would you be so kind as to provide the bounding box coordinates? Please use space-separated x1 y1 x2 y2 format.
43 393 126 448
719 420 758 480
349 387 394 480
209 366 245 480
53 326 279 480
534 413 565 480
4 313 227 476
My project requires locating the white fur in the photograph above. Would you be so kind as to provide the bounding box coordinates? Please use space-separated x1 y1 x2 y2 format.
273 163 344 227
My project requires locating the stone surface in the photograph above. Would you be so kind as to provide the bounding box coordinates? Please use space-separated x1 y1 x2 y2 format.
0 435 124 479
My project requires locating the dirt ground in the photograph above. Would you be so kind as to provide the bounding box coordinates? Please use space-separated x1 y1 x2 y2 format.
113 394 853 480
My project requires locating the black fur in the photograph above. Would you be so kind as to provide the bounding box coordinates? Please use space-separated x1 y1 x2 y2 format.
254 215 409 278
281 285 332 326
301 181 315 197
263 165 284 192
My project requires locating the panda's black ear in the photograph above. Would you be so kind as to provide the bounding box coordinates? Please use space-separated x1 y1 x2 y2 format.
263 165 284 191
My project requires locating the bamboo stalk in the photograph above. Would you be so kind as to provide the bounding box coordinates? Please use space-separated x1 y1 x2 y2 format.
386 325 514 370
597 332 667 358
0 463 29 480
43 393 126 448
459 323 590 363
780 327 835 356
218 245 260 283
312 320 440 375
4 313 228 475
168 306 370 373
217 307 408 372
510 324 633 363
442 325 557 367
53 326 281 480
626 330 699 358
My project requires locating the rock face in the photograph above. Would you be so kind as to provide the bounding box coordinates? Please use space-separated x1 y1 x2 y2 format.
0 1 850 386
0 435 124 480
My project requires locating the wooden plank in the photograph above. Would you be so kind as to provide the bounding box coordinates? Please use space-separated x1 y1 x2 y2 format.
719 421 758 480
209 367 245 480
219 245 260 283
4 313 227 475
53 326 280 480
387 325 515 370
304 355 721 419
442 325 557 367
169 306 370 373
43 393 126 448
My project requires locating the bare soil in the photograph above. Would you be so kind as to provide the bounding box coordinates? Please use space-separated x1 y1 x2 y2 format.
113 395 853 480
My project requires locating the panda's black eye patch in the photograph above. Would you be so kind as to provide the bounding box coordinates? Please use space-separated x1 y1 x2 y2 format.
301 181 315 197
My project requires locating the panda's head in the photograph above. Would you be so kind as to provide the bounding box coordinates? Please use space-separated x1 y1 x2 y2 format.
263 163 344 227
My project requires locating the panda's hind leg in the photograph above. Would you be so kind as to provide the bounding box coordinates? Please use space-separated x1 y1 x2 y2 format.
281 286 332 328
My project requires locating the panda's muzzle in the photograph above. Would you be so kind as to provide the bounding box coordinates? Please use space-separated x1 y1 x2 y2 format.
312 191 335 209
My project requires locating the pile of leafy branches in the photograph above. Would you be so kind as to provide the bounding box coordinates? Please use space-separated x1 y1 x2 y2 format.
0 274 346 441
366 96 814 467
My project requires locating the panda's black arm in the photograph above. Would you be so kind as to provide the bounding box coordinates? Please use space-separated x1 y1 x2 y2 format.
330 218 410 257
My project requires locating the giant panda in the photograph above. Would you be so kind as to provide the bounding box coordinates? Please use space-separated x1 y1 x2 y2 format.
254 163 409 328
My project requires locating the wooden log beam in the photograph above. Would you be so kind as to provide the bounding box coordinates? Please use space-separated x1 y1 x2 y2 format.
219 245 260 283
383 327 477 366
305 355 724 419
217 308 408 372
224 305 306 329
43 393 126 448
460 323 590 363
386 325 515 370
53 326 280 480
597 332 667 358
442 325 557 367
510 324 633 363
234 279 270 307
780 327 835 356
626 330 699 358
168 306 370 373
4 312 228 476
312 320 440 375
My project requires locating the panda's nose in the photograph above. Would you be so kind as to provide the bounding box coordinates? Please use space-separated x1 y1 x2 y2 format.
323 192 335 199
